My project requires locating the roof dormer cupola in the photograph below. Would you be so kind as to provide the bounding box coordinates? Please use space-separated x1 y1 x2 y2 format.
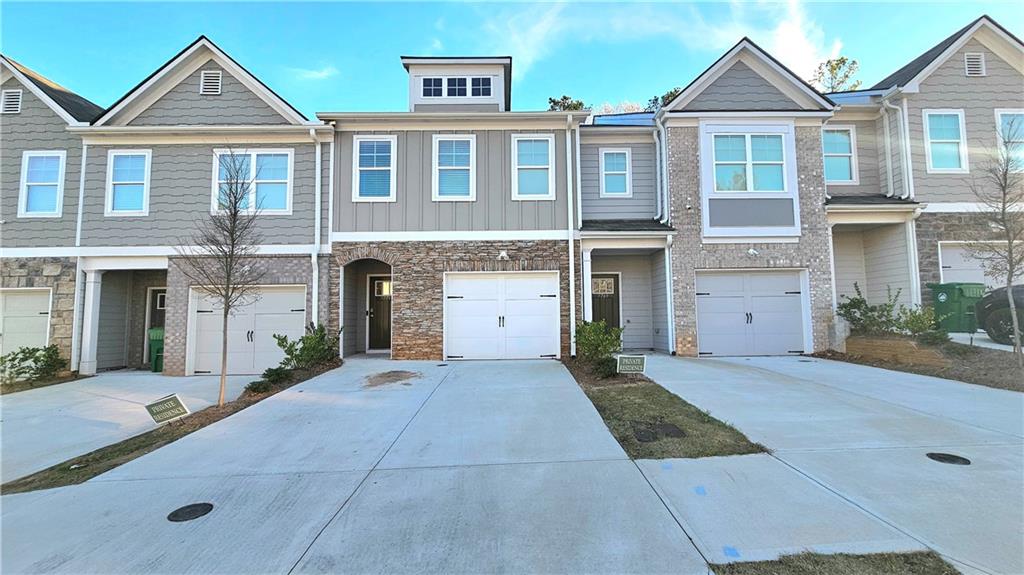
400 56 512 112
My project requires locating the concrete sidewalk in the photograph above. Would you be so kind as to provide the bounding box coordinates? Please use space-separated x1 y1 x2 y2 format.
0 370 250 483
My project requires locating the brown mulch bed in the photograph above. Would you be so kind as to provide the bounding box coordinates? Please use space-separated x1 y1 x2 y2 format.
1 373 91 395
815 340 1024 393
562 357 652 389
0 359 341 495
712 551 958 575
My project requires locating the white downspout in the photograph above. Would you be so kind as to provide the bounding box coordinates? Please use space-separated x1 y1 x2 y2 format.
327 124 336 250
574 122 583 228
900 97 916 200
75 143 87 247
664 234 676 354
566 116 577 357
310 129 321 325
882 95 910 200
71 143 88 371
881 110 895 197
657 118 671 224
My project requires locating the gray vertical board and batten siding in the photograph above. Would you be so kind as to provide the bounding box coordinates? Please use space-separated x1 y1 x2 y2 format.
649 252 669 352
682 61 801 111
96 270 131 369
79 144 318 246
579 142 657 220
1 76 81 248
128 63 291 126
592 254 672 350
333 130 570 232
824 118 882 197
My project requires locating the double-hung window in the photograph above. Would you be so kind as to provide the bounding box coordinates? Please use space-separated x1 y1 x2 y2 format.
211 149 292 214
511 134 555 200
471 77 491 97
106 150 151 216
352 136 397 202
432 134 475 201
599 149 632 197
996 109 1024 172
822 126 858 184
923 109 968 173
422 78 443 98
18 151 65 217
446 77 467 97
701 123 799 238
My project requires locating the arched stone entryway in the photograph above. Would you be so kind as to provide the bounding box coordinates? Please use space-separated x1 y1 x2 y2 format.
338 257 393 357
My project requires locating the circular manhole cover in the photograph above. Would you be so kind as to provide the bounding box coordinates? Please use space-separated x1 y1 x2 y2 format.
926 452 971 466
167 503 214 522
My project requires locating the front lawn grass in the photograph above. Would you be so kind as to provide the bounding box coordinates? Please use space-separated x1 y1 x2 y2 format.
1 373 90 395
711 551 959 575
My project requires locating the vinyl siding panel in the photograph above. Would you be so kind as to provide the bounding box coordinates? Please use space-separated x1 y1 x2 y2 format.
580 142 657 220
649 251 670 352
832 230 867 302
80 143 317 246
825 119 882 197
0 76 81 247
129 62 290 126
334 129 569 232
96 270 130 369
683 61 801 111
862 224 912 306
907 39 1024 203
592 255 654 349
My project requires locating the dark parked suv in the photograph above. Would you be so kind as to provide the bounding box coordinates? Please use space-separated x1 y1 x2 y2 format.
975 285 1024 344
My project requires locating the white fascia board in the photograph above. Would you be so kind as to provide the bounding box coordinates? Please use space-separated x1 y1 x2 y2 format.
330 231 571 242
0 58 88 126
0 244 319 258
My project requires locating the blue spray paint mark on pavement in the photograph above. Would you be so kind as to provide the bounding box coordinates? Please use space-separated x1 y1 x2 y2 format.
661 462 673 470
693 485 707 496
723 547 741 559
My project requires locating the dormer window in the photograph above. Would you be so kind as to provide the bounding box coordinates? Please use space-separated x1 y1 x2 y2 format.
471 77 491 97
423 77 443 98
447 78 467 97
964 53 986 77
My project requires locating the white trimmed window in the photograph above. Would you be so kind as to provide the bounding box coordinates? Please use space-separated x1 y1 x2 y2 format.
432 134 475 201
352 136 397 202
105 150 151 217
700 123 800 238
996 109 1024 172
923 109 968 173
18 150 65 217
422 78 443 98
471 77 491 97
211 149 293 214
446 77 467 97
599 148 632 197
511 134 555 201
822 126 858 184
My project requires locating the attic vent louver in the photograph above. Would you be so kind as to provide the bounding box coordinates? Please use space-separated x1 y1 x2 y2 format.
964 53 986 77
1 89 23 114
200 70 222 95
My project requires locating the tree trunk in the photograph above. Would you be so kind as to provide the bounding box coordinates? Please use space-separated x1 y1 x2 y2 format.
1006 280 1023 368
219 305 229 407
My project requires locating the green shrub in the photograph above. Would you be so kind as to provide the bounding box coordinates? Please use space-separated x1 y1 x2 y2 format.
593 357 618 379
916 330 951 346
575 320 624 363
838 283 949 341
246 380 272 394
0 345 66 385
262 366 291 385
273 323 339 370
898 305 941 336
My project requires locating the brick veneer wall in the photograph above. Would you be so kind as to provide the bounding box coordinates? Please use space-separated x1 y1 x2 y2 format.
915 212 1002 302
163 255 324 376
665 125 836 355
1 257 77 361
332 241 571 360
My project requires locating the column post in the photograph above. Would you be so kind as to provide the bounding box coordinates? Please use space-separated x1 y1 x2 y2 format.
79 270 104 375
581 248 593 322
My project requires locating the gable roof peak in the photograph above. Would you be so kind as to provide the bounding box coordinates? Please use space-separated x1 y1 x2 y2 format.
0 54 104 123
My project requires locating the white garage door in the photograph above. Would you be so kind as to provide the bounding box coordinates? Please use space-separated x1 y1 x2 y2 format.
191 286 307 375
444 272 560 360
0 289 51 356
696 271 806 356
940 244 997 290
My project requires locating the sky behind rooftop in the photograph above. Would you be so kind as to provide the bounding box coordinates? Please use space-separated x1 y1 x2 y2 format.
3 1 1022 118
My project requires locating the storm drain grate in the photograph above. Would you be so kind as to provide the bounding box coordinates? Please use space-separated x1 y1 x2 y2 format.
926 452 971 466
167 503 214 522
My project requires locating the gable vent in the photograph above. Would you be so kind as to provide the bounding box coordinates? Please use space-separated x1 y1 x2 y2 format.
964 53 986 77
200 70 222 95
1 89 22 114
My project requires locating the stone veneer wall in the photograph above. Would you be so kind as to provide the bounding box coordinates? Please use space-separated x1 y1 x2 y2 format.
0 257 78 361
163 255 327 376
665 125 836 355
331 241 571 360
915 212 1003 302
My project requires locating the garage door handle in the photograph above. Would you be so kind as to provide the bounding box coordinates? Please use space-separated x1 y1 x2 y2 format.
746 312 752 324
540 294 557 298
784 291 801 295
38 311 49 315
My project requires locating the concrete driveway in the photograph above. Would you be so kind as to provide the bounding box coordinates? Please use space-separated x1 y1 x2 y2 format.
1 358 708 574
0 371 251 483
643 355 1024 575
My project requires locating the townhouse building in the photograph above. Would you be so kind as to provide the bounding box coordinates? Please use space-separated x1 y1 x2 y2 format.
1 15 1020 376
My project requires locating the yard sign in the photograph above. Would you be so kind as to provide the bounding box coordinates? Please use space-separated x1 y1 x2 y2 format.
617 355 646 374
145 394 190 425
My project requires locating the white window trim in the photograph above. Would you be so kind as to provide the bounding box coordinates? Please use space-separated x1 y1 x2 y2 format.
446 77 468 97
699 121 801 238
18 150 66 218
105 149 152 217
470 77 492 97
823 124 859 185
995 108 1024 173
422 77 443 99
711 133 788 194
351 135 397 203
413 75 500 102
1 89 23 114
511 133 556 201
599 148 633 198
209 148 294 215
431 134 476 202
923 109 969 174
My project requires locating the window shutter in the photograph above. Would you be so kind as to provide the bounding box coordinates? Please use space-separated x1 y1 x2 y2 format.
200 70 222 95
1 89 22 114
964 53 986 77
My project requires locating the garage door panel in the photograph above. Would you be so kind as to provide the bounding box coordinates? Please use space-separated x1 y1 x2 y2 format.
696 273 744 294
447 277 501 300
696 272 806 357
503 336 557 359
503 275 558 299
940 245 997 289
750 294 802 313
698 334 748 356
254 289 305 314
744 272 800 294
696 295 744 314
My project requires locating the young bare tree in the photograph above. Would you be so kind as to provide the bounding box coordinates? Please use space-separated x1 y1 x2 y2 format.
965 116 1023 365
175 149 265 405
813 56 862 92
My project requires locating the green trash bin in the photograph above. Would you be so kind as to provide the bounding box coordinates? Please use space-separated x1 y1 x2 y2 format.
148 327 165 372
927 282 986 333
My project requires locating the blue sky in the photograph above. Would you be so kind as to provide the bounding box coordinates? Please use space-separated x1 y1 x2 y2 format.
3 1 1022 117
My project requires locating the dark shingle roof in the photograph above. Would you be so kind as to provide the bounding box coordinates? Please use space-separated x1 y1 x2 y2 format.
2 56 104 122
581 219 674 232
826 195 918 206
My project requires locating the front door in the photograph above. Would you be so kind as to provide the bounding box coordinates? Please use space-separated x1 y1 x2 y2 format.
591 274 620 328
368 276 392 350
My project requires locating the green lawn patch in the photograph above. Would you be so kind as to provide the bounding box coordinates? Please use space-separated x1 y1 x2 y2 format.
712 551 958 575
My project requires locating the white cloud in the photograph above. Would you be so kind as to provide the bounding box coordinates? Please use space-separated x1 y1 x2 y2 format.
290 65 339 81
431 38 444 51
